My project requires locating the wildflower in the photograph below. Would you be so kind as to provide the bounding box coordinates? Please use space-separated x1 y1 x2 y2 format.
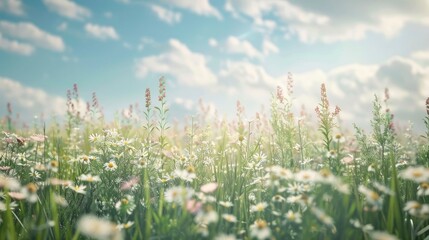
48 178 72 187
79 174 101 183
399 166 429 183
117 221 134 230
359 185 383 210
104 160 118 171
195 206 218 225
48 160 59 172
54 194 68 207
373 182 394 196
219 201 233 208
23 183 38 203
250 219 271 240
253 152 267 162
276 86 284 103
350 219 374 233
418 182 429 196
250 202 268 213
333 133 345 143
34 163 47 171
77 215 122 240
0 200 18 211
286 182 305 195
15 153 28 162
174 168 196 182
426 97 429 115
8 191 26 200
341 155 354 165
186 199 202 214
404 201 429 218
222 214 237 223
311 207 335 231
196 224 209 237
326 150 337 159
115 195 136 215
272 195 286 203
89 133 103 143
79 155 94 164
69 185 87 194
134 157 147 169
0 174 21 190
200 182 218 193
295 170 320 183
266 166 293 180
29 168 41 180
30 134 47 142
369 231 399 240
164 186 194 204
285 210 302 224
145 88 151 108
105 128 119 138
0 166 11 171
196 192 216 203
120 177 139 191
214 233 236 240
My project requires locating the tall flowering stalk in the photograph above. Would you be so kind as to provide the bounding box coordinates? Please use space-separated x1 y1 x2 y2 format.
424 97 429 139
142 87 153 240
271 73 297 168
6 102 13 131
155 77 169 156
315 83 340 152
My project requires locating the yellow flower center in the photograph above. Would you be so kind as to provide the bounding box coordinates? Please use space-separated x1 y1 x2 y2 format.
413 171 423 178
370 191 380 201
421 182 429 189
255 219 267 229
186 165 195 173
26 183 37 193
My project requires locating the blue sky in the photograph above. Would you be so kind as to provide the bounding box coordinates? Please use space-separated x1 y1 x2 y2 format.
0 0 429 132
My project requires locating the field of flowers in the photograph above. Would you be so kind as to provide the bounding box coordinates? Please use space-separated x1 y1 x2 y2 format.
1 77 429 240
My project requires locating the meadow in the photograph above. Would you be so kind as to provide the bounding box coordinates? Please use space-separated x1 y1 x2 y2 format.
1 77 429 240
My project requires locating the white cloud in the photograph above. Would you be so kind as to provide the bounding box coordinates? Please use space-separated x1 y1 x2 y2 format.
137 37 155 51
411 50 429 61
174 97 194 110
160 0 222 19
217 56 428 131
225 0 429 43
208 38 218 47
225 36 263 59
253 17 277 32
151 5 181 24
57 22 67 31
85 23 119 40
262 38 278 55
43 0 91 20
135 39 217 86
0 0 24 15
0 21 65 52
0 33 34 55
219 60 278 88
0 76 67 117
225 0 328 24
294 57 428 129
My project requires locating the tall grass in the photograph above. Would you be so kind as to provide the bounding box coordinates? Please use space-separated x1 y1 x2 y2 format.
1 79 429 240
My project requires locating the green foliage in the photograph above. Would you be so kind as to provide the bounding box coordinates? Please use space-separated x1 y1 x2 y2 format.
1 81 429 240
